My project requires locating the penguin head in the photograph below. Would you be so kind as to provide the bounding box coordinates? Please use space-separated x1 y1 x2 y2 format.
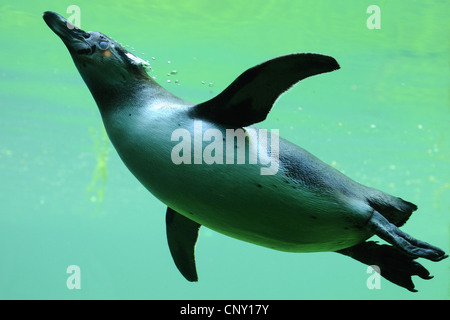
43 11 151 102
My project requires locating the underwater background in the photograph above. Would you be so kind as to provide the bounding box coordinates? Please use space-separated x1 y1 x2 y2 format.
0 0 448 299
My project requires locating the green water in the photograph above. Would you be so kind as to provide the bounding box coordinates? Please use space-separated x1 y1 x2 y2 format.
0 0 448 300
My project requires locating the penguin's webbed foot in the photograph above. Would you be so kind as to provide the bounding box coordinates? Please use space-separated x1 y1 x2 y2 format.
338 241 435 292
367 210 448 262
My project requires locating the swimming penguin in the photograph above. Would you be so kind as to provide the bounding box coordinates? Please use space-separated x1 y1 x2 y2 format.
43 11 447 292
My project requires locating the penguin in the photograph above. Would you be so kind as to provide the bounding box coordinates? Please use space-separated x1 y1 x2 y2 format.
43 11 447 292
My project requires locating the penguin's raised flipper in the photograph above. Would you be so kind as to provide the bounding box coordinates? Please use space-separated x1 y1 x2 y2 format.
166 207 201 282
190 53 340 127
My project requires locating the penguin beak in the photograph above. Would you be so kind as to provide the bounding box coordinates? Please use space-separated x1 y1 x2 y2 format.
43 11 91 54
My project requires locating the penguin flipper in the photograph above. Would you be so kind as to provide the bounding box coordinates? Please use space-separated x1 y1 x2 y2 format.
166 207 201 282
189 53 340 127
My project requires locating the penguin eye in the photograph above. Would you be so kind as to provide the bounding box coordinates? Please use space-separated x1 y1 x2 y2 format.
98 41 109 50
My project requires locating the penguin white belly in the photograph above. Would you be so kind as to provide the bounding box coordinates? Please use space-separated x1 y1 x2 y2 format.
104 106 372 253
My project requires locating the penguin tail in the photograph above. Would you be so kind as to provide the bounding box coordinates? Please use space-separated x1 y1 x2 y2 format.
367 192 418 227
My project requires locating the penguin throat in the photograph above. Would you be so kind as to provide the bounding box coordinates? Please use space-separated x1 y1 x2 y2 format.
88 78 155 114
